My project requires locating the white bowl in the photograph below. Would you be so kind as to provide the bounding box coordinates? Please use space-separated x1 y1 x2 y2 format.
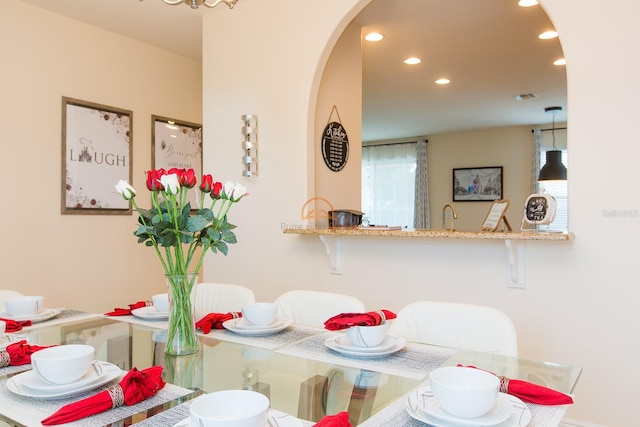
345 322 389 347
429 366 500 419
241 303 277 327
152 293 169 313
4 296 44 317
190 390 270 427
31 344 95 385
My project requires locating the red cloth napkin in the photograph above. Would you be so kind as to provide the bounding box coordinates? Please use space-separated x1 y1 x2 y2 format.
104 301 150 316
196 312 242 334
0 317 32 332
458 365 573 405
41 366 166 425
324 309 397 330
0 340 55 367
313 412 351 426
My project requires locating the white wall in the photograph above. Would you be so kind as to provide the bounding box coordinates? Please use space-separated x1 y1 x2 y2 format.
0 0 202 312
201 0 640 424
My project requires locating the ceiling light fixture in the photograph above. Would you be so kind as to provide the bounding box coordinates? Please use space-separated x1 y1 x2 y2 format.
518 0 539 6
553 58 567 66
404 57 421 65
538 30 559 40
538 106 567 182
435 78 450 85
161 0 237 9
364 32 384 42
514 93 538 101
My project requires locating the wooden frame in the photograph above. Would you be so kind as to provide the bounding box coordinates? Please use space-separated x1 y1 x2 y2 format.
151 115 202 208
482 199 511 231
61 97 132 214
453 166 503 202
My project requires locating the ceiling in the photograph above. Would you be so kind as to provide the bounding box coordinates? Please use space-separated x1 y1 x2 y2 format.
18 0 566 142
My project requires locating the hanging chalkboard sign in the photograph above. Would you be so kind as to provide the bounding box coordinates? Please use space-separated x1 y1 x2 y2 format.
321 121 349 172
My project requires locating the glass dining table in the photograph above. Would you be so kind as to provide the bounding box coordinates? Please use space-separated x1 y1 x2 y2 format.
0 310 582 427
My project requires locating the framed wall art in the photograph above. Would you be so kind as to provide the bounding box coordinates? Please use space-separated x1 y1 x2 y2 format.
152 115 203 208
61 97 133 215
453 166 503 202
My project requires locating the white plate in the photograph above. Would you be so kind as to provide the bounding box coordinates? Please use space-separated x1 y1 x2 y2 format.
418 388 512 426
324 335 406 358
7 361 122 399
334 334 399 353
20 360 108 392
173 409 303 427
406 385 532 427
0 334 28 350
0 308 61 323
231 317 288 330
131 306 169 320
222 318 292 336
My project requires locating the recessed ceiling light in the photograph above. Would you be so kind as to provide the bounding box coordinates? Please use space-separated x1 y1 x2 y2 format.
435 78 450 85
404 57 421 65
364 32 384 42
553 58 567 66
514 93 538 101
518 0 538 6
538 30 559 40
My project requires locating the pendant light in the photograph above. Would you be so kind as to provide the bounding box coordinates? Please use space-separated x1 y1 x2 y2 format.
538 106 567 181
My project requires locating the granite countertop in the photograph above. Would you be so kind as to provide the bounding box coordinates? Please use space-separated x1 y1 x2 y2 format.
283 227 574 241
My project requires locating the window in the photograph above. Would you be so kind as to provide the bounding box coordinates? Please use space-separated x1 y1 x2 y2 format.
361 143 416 227
538 150 568 231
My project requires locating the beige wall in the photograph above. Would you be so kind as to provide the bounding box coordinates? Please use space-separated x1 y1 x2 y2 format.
427 126 533 231
0 0 202 312
201 0 639 424
314 21 363 215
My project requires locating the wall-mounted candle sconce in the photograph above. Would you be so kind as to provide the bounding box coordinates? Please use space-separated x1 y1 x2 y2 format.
241 115 258 177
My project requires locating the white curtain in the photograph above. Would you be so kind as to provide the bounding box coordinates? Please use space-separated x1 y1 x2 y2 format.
362 143 417 227
413 139 430 228
532 128 542 194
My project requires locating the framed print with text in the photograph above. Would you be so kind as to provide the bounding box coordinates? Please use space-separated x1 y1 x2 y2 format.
152 115 203 208
453 166 503 202
61 97 132 215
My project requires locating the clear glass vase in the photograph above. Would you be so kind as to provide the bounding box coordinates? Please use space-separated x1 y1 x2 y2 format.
165 273 199 356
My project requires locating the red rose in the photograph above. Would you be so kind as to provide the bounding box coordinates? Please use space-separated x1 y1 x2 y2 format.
212 181 223 199
200 174 213 193
146 169 166 191
180 169 197 188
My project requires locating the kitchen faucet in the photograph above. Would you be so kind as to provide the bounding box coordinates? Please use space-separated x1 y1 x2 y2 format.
442 204 457 231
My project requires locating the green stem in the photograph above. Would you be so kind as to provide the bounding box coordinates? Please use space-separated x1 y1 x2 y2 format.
131 198 169 275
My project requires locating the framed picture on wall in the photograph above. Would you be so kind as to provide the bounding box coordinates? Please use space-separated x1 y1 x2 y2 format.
453 166 503 202
151 115 203 208
61 97 132 215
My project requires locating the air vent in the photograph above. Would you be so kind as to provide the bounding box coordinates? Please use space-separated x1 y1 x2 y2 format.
513 93 538 100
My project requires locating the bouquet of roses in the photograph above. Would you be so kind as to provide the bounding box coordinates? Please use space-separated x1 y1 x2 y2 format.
115 168 247 354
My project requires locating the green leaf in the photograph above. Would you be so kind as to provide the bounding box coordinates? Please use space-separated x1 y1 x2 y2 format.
198 208 214 221
187 215 210 232
222 229 237 244
213 240 229 255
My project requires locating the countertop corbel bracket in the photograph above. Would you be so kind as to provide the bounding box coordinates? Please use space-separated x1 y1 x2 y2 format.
318 235 342 274
504 239 525 288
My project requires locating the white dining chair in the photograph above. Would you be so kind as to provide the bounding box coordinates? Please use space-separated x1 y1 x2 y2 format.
0 290 24 313
193 283 255 315
389 301 519 357
274 290 366 328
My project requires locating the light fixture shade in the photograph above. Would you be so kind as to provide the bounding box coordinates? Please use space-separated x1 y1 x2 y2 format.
538 150 567 181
